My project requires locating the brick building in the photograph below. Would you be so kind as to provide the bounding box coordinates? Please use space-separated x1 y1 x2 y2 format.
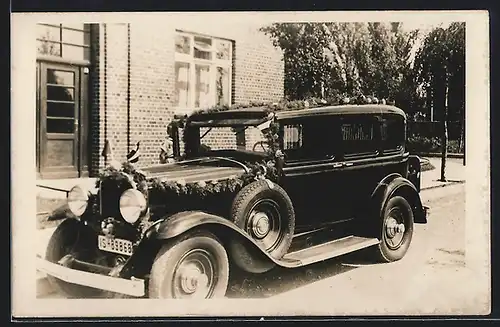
36 22 284 179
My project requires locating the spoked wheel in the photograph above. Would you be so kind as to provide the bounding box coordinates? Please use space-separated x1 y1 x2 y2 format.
245 199 284 253
229 180 295 273
148 230 229 299
45 218 104 298
375 196 414 262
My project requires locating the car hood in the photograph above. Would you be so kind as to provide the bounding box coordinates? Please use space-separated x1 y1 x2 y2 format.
139 158 247 184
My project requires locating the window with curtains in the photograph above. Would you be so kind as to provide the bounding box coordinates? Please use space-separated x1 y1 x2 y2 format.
174 31 233 112
341 118 378 157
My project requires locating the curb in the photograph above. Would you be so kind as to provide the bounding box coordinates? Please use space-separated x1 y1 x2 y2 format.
421 180 465 191
415 152 464 159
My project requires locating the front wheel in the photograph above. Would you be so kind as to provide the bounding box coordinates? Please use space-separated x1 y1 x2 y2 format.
375 196 414 262
148 230 229 299
45 219 104 298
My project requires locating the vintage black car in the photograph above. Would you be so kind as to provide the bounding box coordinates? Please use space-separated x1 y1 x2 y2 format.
37 103 428 299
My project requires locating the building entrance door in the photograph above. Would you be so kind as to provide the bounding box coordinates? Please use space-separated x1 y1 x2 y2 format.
37 61 89 179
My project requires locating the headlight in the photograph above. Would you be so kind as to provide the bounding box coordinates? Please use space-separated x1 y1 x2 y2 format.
67 185 89 217
119 189 147 224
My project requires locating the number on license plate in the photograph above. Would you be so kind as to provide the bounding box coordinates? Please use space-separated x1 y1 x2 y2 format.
98 235 133 255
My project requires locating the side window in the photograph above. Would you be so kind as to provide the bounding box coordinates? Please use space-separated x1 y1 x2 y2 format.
283 124 303 150
341 117 378 158
381 116 405 153
282 117 340 162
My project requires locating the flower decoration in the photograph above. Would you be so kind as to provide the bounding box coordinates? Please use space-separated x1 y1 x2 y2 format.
97 95 395 208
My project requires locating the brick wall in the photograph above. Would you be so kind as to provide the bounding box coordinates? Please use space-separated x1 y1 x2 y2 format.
128 25 176 166
90 22 283 174
200 127 238 150
231 27 285 104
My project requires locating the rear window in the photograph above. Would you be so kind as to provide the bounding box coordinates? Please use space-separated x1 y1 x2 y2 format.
381 116 405 153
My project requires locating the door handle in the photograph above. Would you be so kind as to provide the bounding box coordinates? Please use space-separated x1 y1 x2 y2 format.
332 162 353 168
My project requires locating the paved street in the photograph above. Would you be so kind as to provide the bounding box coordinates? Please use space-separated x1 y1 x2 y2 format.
37 182 489 316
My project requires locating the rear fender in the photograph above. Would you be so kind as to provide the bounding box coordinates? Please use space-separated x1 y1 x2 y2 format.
146 211 279 266
372 174 427 224
407 155 422 192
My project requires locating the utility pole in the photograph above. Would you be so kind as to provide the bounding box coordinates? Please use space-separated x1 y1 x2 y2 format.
440 82 448 182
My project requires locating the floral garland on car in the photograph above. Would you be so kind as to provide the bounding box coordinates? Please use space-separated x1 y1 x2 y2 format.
180 95 393 157
96 161 149 196
97 95 389 200
96 158 279 200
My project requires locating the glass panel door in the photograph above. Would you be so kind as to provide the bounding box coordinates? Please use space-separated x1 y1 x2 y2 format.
39 62 81 178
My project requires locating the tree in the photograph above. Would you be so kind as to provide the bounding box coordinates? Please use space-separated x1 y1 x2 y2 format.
260 23 332 100
414 22 465 180
261 22 421 110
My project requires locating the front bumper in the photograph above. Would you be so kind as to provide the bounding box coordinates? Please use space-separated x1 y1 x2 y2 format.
36 255 145 297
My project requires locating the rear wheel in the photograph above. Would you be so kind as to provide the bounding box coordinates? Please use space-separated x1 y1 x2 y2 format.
148 230 229 299
374 196 414 262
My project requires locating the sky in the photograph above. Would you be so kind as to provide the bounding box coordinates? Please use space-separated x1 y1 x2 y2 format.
400 21 452 33
399 21 454 66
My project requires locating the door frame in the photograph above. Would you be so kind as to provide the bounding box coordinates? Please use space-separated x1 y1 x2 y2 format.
37 60 90 179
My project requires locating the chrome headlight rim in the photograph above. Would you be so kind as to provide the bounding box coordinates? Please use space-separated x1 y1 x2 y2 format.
119 189 147 224
67 185 90 217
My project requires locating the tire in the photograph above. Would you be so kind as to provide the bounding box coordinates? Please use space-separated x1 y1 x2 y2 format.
229 180 295 273
45 219 104 298
375 196 414 262
148 230 229 299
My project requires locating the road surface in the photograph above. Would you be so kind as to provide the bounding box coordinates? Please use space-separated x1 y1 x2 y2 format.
226 183 488 315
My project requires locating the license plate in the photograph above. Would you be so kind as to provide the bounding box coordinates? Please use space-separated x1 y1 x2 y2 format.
98 235 133 256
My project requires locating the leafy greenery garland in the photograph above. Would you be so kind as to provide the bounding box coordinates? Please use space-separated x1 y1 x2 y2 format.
97 95 389 201
178 95 393 157
96 161 149 196
96 158 279 201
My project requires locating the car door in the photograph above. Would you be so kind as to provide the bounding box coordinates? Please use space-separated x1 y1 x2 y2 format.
335 114 382 220
279 115 344 229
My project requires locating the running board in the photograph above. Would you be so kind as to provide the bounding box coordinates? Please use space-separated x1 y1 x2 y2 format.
278 236 380 267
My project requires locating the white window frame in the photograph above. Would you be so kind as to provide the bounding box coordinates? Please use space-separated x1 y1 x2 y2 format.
174 30 233 114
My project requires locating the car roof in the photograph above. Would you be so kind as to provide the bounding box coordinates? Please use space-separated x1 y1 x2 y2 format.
186 104 406 127
275 104 406 120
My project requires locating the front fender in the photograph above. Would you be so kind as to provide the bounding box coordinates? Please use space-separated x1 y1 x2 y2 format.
146 211 284 268
372 174 427 224
151 211 242 240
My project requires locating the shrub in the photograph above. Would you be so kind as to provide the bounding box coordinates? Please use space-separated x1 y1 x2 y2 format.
407 136 463 153
420 159 436 172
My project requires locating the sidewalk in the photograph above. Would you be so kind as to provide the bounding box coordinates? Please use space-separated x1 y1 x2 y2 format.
420 157 465 190
37 177 97 199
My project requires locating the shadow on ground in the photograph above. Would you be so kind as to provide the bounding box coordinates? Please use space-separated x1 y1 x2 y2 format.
44 246 383 299
226 246 381 298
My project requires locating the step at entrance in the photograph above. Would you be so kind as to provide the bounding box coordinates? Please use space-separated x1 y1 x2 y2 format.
282 236 380 267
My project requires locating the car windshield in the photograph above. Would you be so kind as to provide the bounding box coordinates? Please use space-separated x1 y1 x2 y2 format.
197 125 270 154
